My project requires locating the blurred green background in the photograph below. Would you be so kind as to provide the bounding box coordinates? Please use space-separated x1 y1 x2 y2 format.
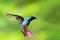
0 0 60 40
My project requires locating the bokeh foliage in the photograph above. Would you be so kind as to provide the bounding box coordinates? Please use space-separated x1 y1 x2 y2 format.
0 0 60 40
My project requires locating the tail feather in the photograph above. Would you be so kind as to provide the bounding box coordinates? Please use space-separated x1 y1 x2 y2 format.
26 31 32 37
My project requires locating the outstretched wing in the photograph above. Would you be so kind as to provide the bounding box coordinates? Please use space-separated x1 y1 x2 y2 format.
7 13 24 24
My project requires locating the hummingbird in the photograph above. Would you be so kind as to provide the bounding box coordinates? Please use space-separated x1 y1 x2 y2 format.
7 13 37 37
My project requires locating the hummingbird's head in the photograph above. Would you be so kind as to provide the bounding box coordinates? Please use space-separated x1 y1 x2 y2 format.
28 15 37 22
31 15 37 19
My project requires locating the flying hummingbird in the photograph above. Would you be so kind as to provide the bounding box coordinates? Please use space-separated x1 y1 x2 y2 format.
7 13 37 37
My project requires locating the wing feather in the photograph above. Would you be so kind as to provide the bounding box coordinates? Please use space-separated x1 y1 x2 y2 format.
7 13 24 24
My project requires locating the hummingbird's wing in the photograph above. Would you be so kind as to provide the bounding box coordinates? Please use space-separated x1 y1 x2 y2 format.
7 13 24 24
